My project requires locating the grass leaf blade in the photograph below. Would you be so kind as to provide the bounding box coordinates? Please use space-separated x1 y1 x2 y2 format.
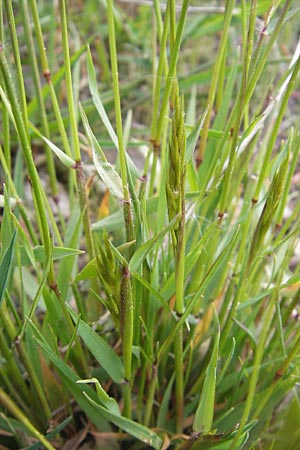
0 229 17 306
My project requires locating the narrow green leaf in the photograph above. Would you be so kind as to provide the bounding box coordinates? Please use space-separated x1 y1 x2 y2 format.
80 103 124 199
218 338 236 384
186 110 208 162
0 229 17 307
82 392 162 450
157 373 175 428
74 258 98 282
28 122 76 168
86 46 140 179
67 305 124 383
193 309 220 433
87 45 118 149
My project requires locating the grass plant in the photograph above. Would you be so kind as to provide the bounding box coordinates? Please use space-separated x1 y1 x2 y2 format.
0 1 300 449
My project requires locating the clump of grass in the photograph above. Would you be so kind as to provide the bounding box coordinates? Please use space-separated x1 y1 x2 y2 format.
1 1 300 449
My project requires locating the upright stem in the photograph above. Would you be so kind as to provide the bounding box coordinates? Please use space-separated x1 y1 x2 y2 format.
106 0 134 246
20 0 58 196
58 0 94 258
174 143 186 433
106 0 134 417
166 92 186 432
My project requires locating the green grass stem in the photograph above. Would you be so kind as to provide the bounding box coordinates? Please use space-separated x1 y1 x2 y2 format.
106 0 135 417
20 0 58 197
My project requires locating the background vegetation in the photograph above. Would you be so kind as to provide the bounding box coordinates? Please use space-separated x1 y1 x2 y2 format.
0 0 300 449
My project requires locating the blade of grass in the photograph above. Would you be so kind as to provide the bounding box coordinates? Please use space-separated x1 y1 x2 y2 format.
0 229 16 307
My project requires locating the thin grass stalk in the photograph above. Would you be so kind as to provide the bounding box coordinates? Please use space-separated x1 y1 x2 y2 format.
106 0 134 246
20 0 58 197
196 0 235 167
106 0 135 418
120 266 133 418
58 0 81 162
29 0 75 165
166 92 186 432
58 0 94 259
3 0 27 121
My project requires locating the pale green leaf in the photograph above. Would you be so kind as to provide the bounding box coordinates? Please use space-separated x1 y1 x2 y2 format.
87 46 118 149
77 378 120 415
186 109 208 161
80 103 124 199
